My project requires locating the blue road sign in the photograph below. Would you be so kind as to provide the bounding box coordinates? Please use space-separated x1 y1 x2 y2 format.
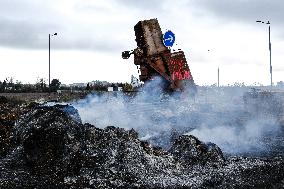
163 30 175 47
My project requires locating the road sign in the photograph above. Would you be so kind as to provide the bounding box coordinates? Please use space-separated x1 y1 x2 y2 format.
163 30 175 47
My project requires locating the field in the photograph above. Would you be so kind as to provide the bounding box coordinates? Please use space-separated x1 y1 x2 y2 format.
0 91 89 103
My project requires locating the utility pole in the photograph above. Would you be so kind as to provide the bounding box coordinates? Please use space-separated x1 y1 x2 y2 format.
256 20 272 86
218 67 220 87
48 33 57 92
269 24 272 86
49 34 50 90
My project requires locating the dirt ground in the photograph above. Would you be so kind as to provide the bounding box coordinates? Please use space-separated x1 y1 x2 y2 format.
0 91 89 103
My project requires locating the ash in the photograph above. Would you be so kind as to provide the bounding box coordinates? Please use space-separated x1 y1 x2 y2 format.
0 96 283 188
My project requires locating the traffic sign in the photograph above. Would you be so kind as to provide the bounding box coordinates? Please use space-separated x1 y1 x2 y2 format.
163 30 175 47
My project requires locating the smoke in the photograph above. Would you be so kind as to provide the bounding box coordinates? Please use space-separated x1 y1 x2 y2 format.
74 77 182 134
187 117 280 155
73 78 282 155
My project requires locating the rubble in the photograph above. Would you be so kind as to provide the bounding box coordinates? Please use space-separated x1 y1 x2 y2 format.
169 135 225 166
0 96 22 156
0 101 283 188
15 105 84 177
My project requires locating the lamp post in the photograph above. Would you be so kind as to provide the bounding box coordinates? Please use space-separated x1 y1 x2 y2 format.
218 67 219 87
256 20 272 86
49 33 57 91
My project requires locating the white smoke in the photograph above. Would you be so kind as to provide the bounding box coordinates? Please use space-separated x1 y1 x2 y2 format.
74 77 181 134
187 117 280 154
73 78 282 155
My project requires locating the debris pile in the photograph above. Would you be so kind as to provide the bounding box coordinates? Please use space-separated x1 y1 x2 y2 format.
169 135 225 166
15 105 84 178
0 96 22 156
0 100 283 188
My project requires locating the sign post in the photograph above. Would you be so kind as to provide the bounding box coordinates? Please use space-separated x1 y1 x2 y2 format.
163 30 175 47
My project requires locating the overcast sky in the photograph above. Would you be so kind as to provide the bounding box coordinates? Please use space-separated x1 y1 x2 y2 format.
0 0 284 85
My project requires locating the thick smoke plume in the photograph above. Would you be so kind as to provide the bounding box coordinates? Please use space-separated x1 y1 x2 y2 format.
73 78 282 155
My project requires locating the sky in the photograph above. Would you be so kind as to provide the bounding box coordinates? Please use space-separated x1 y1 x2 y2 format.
0 0 284 86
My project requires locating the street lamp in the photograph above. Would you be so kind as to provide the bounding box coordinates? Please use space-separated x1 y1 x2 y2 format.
49 33 57 91
256 20 272 86
218 67 219 87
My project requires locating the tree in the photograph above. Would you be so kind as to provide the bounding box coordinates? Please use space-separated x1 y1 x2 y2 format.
14 80 22 91
35 78 47 92
1 80 7 92
86 83 91 90
50 79 61 92
7 77 14 91
122 83 133 92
